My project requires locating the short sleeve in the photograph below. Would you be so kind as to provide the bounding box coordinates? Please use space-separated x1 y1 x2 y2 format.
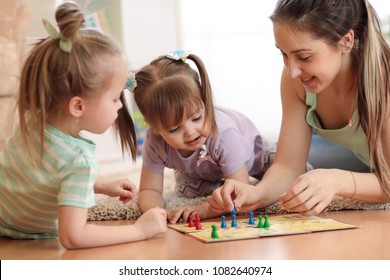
141 130 168 173
57 154 98 208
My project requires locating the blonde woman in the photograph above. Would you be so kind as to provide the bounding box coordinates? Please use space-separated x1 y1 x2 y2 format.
208 0 390 216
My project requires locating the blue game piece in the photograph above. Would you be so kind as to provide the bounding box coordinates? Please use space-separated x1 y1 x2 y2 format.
221 215 227 228
231 201 237 215
231 214 237 227
249 212 254 225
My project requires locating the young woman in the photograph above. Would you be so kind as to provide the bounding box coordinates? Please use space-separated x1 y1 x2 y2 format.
207 0 390 216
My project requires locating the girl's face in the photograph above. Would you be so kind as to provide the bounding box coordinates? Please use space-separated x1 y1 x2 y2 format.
81 56 128 134
273 23 347 94
156 104 211 156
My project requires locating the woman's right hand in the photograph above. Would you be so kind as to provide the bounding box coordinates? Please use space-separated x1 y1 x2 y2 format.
206 179 263 213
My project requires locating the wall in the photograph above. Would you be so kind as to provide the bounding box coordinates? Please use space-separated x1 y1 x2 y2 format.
14 0 390 164
179 0 282 142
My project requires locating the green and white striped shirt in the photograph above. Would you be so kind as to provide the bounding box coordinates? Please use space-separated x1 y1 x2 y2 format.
0 124 98 239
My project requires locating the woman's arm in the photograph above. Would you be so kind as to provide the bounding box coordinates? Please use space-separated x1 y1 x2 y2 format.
280 75 390 216
208 68 313 212
251 68 313 204
225 165 250 183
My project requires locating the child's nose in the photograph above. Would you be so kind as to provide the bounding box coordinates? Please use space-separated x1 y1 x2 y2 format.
117 100 123 110
184 124 196 137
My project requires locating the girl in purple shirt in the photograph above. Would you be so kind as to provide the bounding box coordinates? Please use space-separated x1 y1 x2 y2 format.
129 51 273 223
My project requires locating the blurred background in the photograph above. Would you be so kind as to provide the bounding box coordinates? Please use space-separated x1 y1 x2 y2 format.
13 0 390 164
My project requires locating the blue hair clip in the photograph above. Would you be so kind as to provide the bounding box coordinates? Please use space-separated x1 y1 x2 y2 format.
166 50 191 62
125 72 137 91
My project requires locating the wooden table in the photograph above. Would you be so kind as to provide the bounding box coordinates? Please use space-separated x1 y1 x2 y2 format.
1 210 390 260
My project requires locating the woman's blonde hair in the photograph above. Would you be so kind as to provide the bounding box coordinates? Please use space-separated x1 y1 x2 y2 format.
18 2 136 159
271 0 390 196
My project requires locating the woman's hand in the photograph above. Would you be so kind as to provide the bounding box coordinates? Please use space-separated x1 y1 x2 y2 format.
280 169 339 216
206 179 264 213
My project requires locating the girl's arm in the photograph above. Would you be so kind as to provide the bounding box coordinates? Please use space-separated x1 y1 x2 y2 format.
225 165 250 183
58 205 167 249
138 165 165 213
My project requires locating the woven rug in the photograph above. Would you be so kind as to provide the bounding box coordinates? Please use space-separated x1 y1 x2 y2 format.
88 164 390 221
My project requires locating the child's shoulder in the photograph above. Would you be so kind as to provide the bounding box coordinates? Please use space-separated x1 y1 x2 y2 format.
214 106 253 127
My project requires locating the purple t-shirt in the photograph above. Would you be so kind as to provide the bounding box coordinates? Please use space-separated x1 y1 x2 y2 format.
142 107 265 182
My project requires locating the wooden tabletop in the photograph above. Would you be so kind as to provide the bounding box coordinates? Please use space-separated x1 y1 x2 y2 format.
1 210 390 260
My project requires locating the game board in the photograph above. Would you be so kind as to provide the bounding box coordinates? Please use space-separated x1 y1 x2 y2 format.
168 214 358 243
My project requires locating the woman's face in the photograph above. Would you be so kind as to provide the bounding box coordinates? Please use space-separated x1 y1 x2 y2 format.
273 23 348 94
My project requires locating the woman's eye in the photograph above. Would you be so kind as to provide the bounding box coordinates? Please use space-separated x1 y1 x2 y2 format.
299 56 311 61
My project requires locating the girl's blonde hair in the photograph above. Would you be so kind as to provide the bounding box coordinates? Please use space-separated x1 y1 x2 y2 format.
18 2 136 159
133 54 217 134
271 0 390 196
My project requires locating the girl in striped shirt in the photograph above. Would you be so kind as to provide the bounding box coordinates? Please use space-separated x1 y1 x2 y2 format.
0 2 167 249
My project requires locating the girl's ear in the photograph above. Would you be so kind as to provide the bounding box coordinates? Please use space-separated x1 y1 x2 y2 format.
68 96 84 118
341 29 355 53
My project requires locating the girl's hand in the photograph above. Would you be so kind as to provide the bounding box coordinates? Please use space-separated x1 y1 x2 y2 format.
99 179 137 204
169 202 225 224
133 207 167 239
169 203 208 224
280 169 338 216
206 179 263 213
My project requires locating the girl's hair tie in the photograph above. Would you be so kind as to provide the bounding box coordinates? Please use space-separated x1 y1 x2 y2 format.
42 19 72 53
166 50 191 62
125 72 137 91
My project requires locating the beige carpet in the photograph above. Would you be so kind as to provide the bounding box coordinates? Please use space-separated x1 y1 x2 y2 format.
88 163 390 221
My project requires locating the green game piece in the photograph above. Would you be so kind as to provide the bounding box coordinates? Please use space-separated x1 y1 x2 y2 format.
257 215 264 228
264 215 270 228
211 224 219 239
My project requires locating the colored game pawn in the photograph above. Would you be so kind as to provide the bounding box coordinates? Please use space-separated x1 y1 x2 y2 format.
231 214 237 227
264 215 270 228
221 215 227 229
231 201 237 215
257 215 264 228
195 213 202 230
188 214 195 227
248 212 254 225
211 224 219 239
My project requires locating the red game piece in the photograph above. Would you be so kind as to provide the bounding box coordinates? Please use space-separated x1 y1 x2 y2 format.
195 213 202 230
188 214 195 227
